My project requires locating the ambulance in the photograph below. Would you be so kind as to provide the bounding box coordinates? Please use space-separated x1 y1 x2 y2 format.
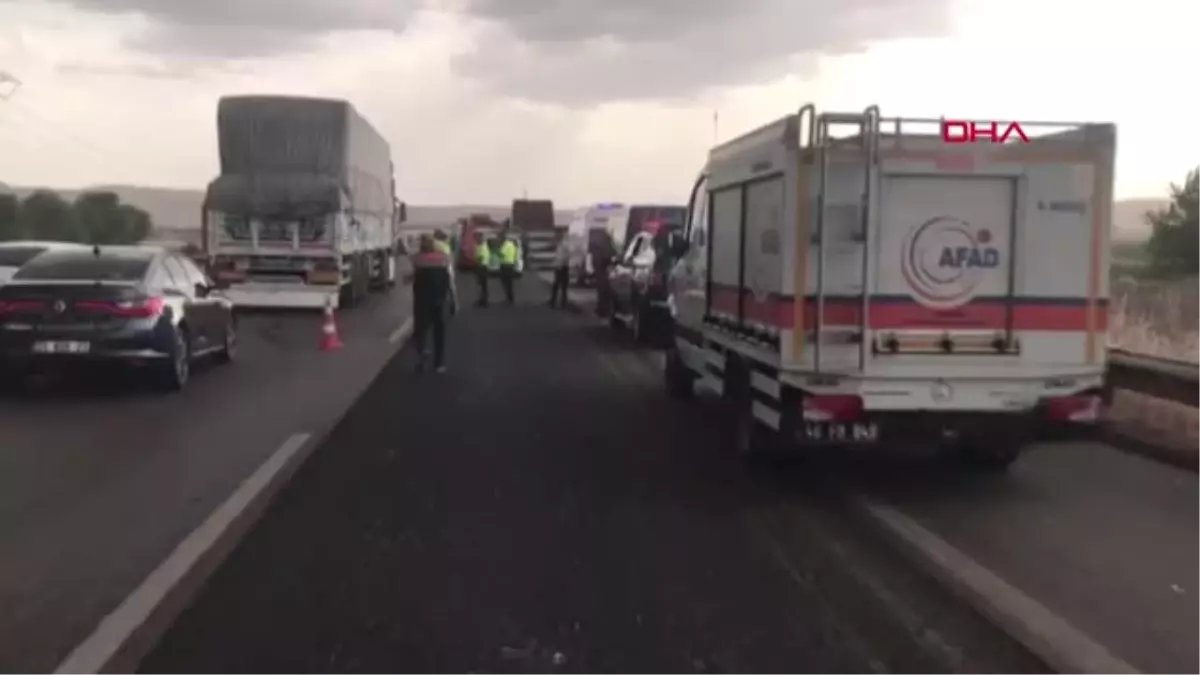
662 104 1116 470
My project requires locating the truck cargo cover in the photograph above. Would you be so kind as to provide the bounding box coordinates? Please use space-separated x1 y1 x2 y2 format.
204 173 344 218
209 95 393 216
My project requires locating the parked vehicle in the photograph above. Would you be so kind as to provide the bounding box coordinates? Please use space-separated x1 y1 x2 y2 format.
454 214 502 270
564 203 628 287
620 205 686 252
664 103 1116 470
511 198 559 272
202 95 407 310
0 245 236 391
607 222 679 346
0 241 90 286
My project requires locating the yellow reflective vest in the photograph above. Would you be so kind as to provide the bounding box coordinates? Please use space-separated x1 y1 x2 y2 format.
498 240 518 266
476 241 491 265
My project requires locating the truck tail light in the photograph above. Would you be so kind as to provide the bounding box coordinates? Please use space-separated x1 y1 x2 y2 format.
1042 393 1102 423
801 394 864 422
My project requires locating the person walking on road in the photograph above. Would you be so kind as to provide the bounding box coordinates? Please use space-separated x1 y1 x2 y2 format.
409 233 457 373
473 234 491 308
548 236 571 308
497 233 519 306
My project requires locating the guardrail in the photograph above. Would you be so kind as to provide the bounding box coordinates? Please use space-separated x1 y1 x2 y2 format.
1106 349 1198 406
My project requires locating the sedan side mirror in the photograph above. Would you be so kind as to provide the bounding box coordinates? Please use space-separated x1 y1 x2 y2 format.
195 282 212 297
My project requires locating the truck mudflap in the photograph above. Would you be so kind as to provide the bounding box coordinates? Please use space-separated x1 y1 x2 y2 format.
222 283 340 310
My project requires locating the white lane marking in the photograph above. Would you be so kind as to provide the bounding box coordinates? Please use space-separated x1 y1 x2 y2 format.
55 432 314 675
388 316 414 344
858 497 1141 675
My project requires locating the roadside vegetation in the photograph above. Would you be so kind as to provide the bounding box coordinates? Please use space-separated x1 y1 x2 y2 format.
1110 169 1198 362
0 188 153 245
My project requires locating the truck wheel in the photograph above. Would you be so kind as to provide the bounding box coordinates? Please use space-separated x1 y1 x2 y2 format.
356 255 370 299
664 343 695 400
726 358 778 461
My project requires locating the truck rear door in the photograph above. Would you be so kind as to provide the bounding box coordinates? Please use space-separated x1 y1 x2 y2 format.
872 174 1017 353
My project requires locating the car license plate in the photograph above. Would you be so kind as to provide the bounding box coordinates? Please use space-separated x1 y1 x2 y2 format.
32 340 91 355
799 421 880 444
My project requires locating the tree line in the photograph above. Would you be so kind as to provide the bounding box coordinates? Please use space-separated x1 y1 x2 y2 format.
0 189 153 245
1142 168 1198 279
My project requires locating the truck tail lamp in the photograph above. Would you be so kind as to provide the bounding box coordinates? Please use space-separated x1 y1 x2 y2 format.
1042 393 1103 423
801 394 864 422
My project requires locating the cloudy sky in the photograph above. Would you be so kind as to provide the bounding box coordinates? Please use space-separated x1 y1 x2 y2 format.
0 0 1194 206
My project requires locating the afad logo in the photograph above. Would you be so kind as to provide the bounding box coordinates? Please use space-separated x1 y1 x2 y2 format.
900 216 1001 310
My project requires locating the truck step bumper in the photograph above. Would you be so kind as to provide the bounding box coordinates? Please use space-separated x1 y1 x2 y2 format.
224 285 340 310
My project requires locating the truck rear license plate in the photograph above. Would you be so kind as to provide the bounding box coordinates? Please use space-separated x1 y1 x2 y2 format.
799 422 879 444
33 340 91 354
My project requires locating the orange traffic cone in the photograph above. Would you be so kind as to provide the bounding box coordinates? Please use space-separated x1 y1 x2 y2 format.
319 296 343 351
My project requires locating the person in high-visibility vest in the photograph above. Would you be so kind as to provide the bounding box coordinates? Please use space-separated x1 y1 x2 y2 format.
497 234 519 306
474 234 491 307
433 229 452 256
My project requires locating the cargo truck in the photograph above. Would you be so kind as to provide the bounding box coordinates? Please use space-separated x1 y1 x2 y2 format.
202 95 406 309
663 103 1115 470
511 198 559 273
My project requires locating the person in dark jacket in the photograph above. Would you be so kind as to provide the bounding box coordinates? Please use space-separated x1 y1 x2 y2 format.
409 233 458 373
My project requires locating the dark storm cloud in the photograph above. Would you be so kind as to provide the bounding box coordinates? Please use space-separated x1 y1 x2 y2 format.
52 0 422 58
450 0 953 104
38 0 951 104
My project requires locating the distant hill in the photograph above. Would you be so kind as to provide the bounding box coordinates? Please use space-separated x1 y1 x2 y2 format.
1111 198 1169 242
3 183 1170 242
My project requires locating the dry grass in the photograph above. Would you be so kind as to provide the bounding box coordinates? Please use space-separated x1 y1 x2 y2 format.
1108 277 1198 362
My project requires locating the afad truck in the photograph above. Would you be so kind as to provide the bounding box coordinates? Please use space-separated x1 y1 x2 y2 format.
662 103 1115 470
202 95 407 309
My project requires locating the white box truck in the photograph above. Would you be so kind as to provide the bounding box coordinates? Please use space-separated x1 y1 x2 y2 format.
663 103 1116 470
202 95 406 309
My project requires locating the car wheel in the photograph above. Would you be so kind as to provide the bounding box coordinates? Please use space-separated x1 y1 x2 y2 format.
214 315 236 364
157 326 191 392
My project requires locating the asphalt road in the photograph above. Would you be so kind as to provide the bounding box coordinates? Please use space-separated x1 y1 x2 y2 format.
559 281 1200 674
859 443 1198 674
0 285 411 673
142 277 1044 674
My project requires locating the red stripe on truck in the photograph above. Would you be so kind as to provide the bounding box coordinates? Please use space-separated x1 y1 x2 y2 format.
709 286 1109 332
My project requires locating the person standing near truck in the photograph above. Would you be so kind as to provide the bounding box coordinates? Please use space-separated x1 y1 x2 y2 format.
498 234 519 306
433 229 452 257
548 236 571 309
474 235 491 307
410 233 457 373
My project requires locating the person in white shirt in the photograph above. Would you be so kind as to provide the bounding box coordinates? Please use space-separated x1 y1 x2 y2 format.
548 237 572 308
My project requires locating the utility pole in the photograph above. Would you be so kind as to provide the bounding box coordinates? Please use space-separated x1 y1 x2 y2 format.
0 70 21 101
712 110 719 144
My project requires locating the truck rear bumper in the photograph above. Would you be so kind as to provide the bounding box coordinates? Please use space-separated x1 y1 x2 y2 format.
223 283 340 310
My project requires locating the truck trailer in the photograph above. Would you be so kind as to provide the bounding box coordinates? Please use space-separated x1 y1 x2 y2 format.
202 95 406 309
663 103 1116 470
